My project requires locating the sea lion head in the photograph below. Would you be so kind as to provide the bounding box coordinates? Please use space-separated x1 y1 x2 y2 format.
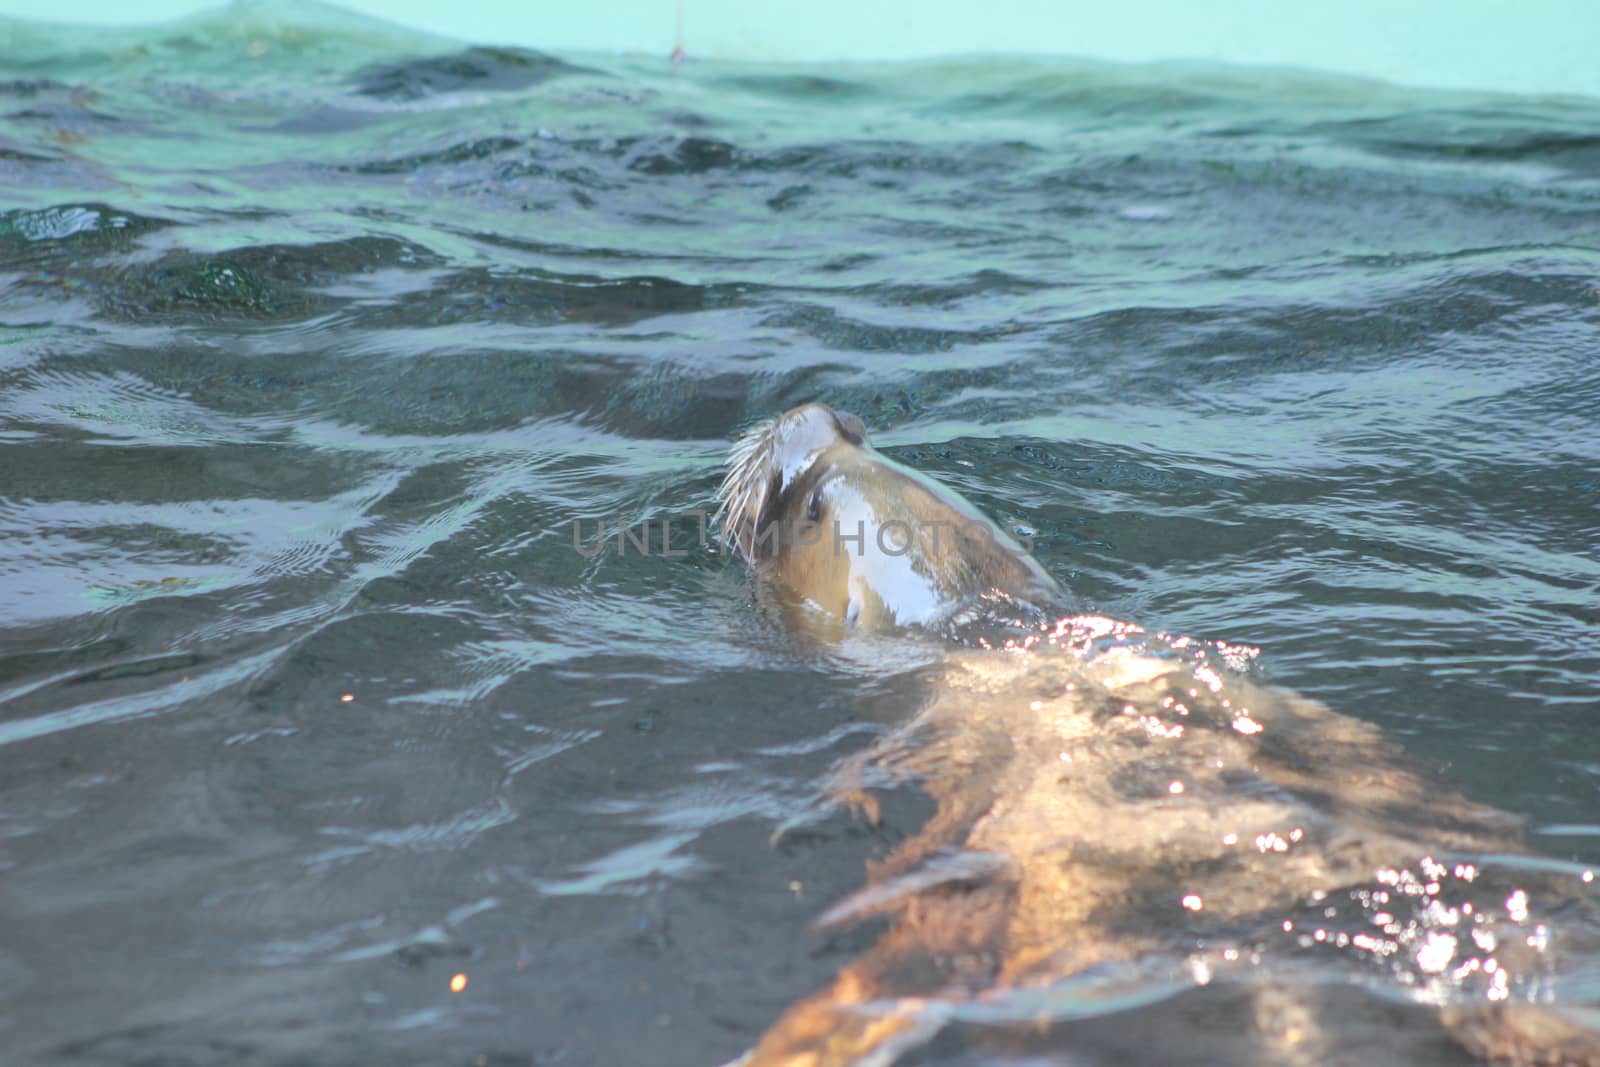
717 403 1062 634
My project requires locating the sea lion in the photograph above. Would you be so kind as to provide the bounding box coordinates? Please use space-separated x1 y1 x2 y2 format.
717 402 1060 637
717 404 1600 1067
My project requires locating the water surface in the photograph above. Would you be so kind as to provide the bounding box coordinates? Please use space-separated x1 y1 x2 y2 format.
2 3 1598 1064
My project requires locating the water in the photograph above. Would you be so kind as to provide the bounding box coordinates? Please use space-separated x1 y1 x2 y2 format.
2 2 1598 1064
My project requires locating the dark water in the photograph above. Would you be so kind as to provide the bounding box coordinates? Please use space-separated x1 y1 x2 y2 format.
2 2 1599 1064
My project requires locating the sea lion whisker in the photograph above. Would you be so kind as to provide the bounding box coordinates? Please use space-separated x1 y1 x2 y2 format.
716 414 780 563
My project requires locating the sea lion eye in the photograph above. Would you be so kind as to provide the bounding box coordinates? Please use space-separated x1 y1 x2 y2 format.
806 486 823 523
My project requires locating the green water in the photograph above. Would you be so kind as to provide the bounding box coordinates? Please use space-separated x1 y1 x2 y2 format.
2 2 1598 1064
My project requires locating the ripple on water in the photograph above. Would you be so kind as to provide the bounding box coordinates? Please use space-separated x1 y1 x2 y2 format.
1 9 1599 1066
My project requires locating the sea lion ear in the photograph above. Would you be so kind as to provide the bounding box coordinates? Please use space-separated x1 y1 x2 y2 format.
835 410 868 446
